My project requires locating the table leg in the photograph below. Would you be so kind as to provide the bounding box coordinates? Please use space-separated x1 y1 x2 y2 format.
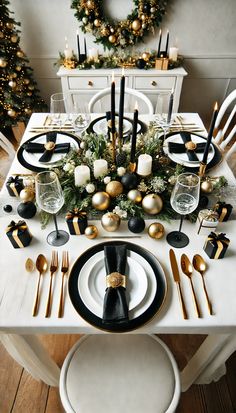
180 334 236 391
0 333 60 387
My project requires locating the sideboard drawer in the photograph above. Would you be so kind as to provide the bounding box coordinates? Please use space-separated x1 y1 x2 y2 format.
68 76 108 90
134 76 175 90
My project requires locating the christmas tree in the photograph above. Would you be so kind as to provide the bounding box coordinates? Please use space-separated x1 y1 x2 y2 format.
0 0 47 130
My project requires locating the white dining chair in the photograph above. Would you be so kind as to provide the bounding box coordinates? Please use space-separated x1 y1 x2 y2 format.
0 131 15 178
88 87 154 114
214 89 236 159
59 334 181 413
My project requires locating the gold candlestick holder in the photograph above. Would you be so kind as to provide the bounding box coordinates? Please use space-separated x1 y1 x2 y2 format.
110 131 117 164
199 162 207 177
128 162 136 173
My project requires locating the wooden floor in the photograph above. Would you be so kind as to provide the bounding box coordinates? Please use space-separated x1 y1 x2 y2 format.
0 334 236 413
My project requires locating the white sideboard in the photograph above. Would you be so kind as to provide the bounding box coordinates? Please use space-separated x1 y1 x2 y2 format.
57 67 187 113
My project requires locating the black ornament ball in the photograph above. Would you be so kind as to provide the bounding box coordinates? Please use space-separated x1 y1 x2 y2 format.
136 58 146 69
88 13 95 22
128 217 145 233
121 173 138 190
121 29 129 38
17 201 37 219
198 195 209 209
3 204 12 213
143 3 150 13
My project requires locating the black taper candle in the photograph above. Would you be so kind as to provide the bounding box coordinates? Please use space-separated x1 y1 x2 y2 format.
84 37 87 58
111 72 116 133
77 31 80 60
167 89 174 124
130 104 138 163
202 102 218 164
165 30 169 55
119 68 125 143
157 29 162 57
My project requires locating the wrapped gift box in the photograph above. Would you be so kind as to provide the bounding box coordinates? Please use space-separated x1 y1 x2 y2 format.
203 232 230 259
6 220 32 248
65 209 87 235
196 209 219 235
214 201 233 222
6 176 24 197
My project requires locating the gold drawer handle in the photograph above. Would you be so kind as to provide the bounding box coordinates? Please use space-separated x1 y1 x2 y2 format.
151 80 157 86
88 80 94 86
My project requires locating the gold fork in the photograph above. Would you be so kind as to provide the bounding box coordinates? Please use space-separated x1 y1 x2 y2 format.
45 251 58 318
58 251 69 318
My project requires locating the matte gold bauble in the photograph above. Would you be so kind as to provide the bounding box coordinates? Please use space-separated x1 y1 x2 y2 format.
201 179 213 194
0 58 7 68
132 19 141 31
106 181 123 198
101 27 109 36
7 109 16 118
20 187 35 202
16 50 24 58
85 225 98 239
16 65 22 71
0 31 4 39
86 0 95 9
24 108 32 115
6 22 14 29
11 34 18 43
9 80 17 88
24 78 30 85
94 19 101 27
27 92 33 96
101 212 120 232
108 35 116 43
148 222 165 239
142 52 150 61
127 189 142 203
142 194 163 215
28 85 35 90
92 191 110 211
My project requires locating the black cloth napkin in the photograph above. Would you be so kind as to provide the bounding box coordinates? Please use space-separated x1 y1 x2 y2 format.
168 132 207 162
102 244 129 325
23 132 70 163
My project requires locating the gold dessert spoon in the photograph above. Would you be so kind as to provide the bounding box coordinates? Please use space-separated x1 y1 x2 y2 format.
32 254 48 316
193 254 213 315
25 258 35 272
181 254 201 318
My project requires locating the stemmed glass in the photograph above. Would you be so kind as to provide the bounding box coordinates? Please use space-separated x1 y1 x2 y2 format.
35 171 69 246
155 91 174 139
50 93 67 127
167 172 200 248
72 103 91 135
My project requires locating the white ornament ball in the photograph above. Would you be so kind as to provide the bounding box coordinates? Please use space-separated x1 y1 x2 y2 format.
117 167 126 177
104 176 111 184
86 183 95 194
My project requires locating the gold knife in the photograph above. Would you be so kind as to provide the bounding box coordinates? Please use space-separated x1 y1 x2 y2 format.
169 249 188 319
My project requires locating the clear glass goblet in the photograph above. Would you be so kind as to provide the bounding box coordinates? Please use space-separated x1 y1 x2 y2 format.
166 172 200 248
155 91 175 139
35 171 69 246
50 93 67 127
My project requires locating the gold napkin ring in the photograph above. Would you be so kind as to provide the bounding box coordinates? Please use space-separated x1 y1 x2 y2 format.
185 141 197 151
44 141 56 151
106 272 126 288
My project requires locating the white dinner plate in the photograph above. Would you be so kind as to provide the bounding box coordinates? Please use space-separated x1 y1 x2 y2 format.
163 134 215 167
93 116 132 136
78 250 156 319
23 133 79 168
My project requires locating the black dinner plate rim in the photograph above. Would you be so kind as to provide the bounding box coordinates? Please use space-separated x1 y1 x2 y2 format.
164 131 222 172
86 115 147 136
68 240 167 332
17 131 81 172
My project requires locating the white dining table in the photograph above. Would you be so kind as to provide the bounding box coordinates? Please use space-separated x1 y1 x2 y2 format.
0 113 235 391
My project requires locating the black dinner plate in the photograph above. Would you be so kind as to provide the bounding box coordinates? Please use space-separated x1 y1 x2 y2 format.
17 131 80 172
87 115 147 136
68 241 167 332
164 132 222 172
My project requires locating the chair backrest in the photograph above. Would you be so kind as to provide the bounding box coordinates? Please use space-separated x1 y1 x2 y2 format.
214 89 236 150
0 131 15 158
88 87 154 114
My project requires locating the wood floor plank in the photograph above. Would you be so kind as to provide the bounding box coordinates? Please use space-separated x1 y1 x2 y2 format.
177 385 206 413
45 387 64 413
39 334 82 367
0 344 23 413
225 351 236 410
11 371 48 413
202 377 234 413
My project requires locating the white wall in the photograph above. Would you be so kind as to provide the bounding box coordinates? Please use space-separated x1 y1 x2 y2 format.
10 0 236 123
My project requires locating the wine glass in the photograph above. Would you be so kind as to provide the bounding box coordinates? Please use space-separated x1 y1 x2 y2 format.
166 172 200 248
72 102 91 136
50 93 67 127
35 171 69 246
155 91 174 139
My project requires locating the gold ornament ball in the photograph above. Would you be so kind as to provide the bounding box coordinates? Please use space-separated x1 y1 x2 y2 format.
92 191 110 211
16 50 24 58
94 19 101 27
24 78 30 85
142 52 150 61
20 187 35 202
86 0 94 9
0 58 7 68
11 35 18 43
106 181 123 198
142 194 163 215
85 225 98 239
132 19 141 31
16 65 22 71
7 109 16 118
6 22 14 29
101 27 110 36
0 31 4 39
108 34 116 43
28 85 35 90
148 222 165 239
9 80 17 88
201 179 214 194
24 108 32 115
101 212 120 232
127 189 142 203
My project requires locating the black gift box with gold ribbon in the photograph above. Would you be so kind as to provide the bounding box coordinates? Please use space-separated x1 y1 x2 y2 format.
203 232 230 259
214 201 233 222
6 220 32 248
65 209 87 235
6 176 24 197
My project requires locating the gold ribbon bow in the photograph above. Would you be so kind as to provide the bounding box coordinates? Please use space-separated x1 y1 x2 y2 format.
8 177 22 197
206 232 230 259
198 210 219 234
6 221 28 248
214 203 229 222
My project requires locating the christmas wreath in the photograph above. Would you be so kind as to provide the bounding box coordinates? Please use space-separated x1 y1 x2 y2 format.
71 0 168 49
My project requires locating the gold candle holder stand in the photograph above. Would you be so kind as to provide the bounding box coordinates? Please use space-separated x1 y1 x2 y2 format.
110 131 117 164
155 57 169 70
199 162 207 178
128 162 136 173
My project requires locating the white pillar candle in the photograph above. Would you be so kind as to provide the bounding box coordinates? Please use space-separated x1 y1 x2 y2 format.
169 47 178 62
74 165 90 186
93 159 108 178
137 154 152 176
88 48 99 60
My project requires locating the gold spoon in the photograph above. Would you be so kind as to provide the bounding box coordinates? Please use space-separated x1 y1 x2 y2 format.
25 258 35 272
193 254 213 315
181 254 201 318
32 254 48 317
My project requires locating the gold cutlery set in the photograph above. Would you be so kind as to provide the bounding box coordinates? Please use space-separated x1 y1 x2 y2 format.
28 251 69 318
30 115 74 133
169 249 213 319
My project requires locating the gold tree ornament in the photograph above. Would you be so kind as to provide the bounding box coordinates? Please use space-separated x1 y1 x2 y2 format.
132 19 141 31
7 109 16 117
11 34 18 43
16 50 24 58
0 58 7 67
